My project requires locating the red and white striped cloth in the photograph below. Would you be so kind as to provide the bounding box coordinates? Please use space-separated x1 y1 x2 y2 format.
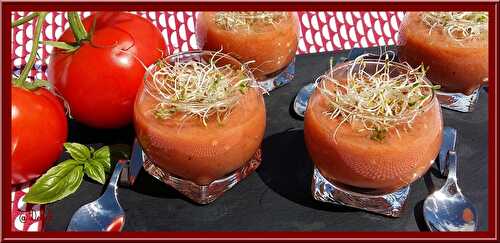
10 11 404 232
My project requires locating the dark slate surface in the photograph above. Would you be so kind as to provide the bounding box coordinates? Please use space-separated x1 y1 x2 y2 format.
45 48 489 232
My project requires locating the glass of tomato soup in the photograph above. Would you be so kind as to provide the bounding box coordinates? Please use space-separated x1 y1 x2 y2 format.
398 12 488 112
134 51 266 204
196 11 300 92
304 55 443 217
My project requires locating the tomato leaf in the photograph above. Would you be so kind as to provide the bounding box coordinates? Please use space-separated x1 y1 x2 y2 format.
22 79 54 91
64 143 91 161
43 40 78 53
24 160 84 204
93 146 111 173
84 160 106 184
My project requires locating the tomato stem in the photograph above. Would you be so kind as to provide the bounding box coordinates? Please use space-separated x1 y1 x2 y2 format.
14 12 47 87
11 12 38 28
67 12 88 43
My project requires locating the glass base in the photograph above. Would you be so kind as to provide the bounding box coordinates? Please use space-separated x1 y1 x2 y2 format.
436 88 480 113
312 166 410 217
143 149 262 204
257 58 295 92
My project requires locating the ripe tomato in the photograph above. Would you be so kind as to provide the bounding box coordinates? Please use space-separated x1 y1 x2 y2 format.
11 86 68 185
48 12 166 128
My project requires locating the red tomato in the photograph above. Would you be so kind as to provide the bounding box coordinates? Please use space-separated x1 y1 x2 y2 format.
48 12 166 128
11 86 68 185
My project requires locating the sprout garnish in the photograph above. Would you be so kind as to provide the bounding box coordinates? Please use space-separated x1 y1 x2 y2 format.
316 52 439 142
145 52 255 127
214 12 287 31
421 12 488 42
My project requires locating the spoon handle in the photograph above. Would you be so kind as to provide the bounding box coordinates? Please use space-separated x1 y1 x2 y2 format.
445 151 458 183
439 127 457 175
103 160 126 196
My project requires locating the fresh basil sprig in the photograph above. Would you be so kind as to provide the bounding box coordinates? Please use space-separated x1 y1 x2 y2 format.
24 143 111 204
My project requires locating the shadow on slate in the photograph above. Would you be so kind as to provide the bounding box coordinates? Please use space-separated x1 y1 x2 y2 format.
258 129 356 213
413 200 429 232
129 169 187 200
412 172 436 232
67 119 136 145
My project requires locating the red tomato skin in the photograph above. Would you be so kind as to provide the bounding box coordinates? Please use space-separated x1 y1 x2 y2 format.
48 12 166 128
11 87 68 185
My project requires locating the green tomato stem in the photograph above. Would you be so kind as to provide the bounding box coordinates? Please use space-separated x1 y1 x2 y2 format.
11 12 37 28
67 12 88 43
14 12 47 87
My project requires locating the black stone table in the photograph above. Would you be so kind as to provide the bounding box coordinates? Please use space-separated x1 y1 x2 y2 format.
45 48 489 231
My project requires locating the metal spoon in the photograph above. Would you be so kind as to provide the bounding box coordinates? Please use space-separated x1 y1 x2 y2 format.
67 160 126 231
423 151 478 231
438 127 457 176
293 82 315 118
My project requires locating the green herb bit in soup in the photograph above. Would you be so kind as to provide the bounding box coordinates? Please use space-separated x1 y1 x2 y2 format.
316 52 438 141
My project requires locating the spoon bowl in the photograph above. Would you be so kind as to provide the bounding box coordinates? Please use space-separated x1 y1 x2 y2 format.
293 83 315 118
67 160 126 231
423 151 478 231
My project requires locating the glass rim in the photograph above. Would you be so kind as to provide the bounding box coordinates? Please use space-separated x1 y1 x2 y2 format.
404 12 489 43
204 11 294 17
199 11 297 31
143 50 256 84
140 50 260 122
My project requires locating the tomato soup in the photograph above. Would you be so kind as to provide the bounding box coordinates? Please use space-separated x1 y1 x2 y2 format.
398 12 488 95
304 60 443 192
134 52 266 186
196 12 299 80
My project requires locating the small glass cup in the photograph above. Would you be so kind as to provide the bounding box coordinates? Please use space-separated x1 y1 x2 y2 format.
134 51 266 204
196 11 300 92
304 59 444 217
398 11 488 112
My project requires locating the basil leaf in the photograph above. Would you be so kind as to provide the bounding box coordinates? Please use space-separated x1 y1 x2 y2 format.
93 146 111 173
84 160 106 184
24 160 84 204
64 143 91 161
